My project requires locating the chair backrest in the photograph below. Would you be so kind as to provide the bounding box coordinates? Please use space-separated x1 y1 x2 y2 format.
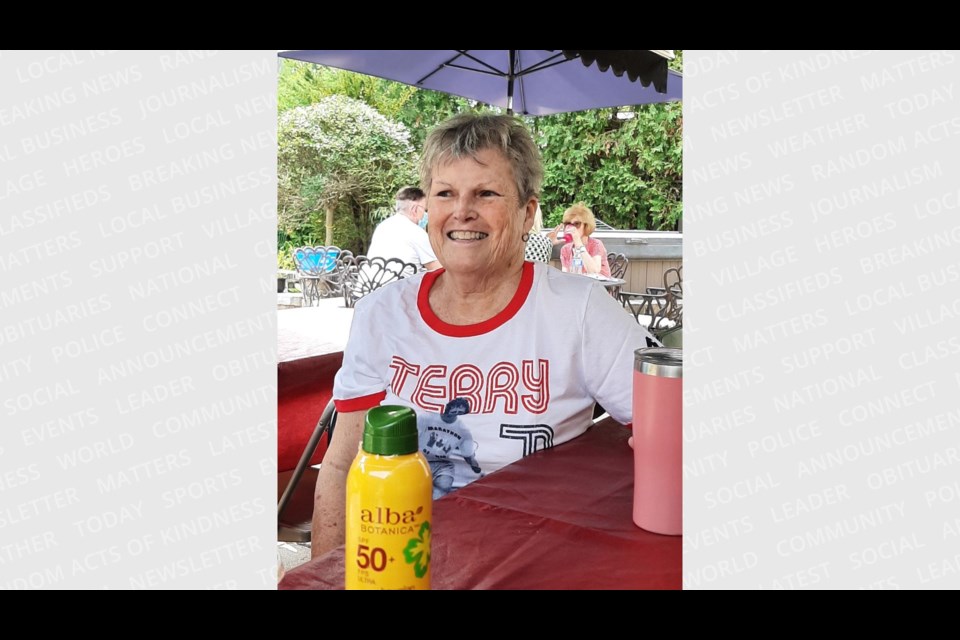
293 246 341 277
317 250 354 297
663 265 682 296
607 252 628 280
652 265 682 336
341 255 418 307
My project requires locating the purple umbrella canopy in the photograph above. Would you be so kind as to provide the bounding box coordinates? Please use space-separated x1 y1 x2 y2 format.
279 50 681 116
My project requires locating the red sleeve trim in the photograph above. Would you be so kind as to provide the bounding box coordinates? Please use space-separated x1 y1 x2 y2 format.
334 391 386 413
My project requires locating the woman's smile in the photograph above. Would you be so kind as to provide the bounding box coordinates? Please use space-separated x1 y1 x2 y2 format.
447 230 489 241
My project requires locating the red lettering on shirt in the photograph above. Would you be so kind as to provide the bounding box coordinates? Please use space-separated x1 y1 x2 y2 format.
521 359 549 414
411 365 448 413
389 356 420 396
450 364 484 416
392 357 548 415
484 362 519 414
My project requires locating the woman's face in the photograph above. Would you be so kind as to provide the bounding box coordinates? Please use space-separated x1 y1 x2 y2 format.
564 215 588 241
427 148 535 280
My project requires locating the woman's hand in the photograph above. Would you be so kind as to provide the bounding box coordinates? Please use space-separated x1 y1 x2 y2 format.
567 224 584 247
547 224 564 245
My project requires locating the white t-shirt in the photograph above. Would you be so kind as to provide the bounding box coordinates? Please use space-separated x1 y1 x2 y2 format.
333 261 660 496
367 214 437 268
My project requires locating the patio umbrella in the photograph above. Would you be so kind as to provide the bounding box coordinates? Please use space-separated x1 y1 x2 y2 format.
279 50 681 115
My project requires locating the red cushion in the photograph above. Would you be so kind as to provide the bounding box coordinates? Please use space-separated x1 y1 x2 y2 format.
277 353 343 471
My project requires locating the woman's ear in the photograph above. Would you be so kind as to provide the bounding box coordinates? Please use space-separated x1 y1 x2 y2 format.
523 199 538 232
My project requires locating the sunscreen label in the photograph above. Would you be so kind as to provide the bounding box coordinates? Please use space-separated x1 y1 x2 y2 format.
345 453 432 590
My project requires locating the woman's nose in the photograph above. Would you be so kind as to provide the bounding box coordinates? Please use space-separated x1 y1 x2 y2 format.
451 195 479 221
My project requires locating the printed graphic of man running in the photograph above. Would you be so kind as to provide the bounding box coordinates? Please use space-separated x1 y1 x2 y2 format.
416 398 481 499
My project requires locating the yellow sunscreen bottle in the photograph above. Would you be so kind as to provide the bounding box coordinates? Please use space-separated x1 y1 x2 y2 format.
345 406 432 590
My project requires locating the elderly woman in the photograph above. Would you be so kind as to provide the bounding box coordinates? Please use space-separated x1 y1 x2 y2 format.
558 203 612 277
311 114 657 556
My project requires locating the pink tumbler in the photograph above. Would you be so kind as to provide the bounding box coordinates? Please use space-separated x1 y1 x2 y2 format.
632 347 682 535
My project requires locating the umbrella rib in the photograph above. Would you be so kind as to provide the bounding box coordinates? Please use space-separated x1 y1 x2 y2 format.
515 53 571 77
444 63 504 78
416 50 506 85
417 51 467 85
454 50 506 75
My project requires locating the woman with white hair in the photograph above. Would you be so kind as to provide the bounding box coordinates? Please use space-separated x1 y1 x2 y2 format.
311 113 658 557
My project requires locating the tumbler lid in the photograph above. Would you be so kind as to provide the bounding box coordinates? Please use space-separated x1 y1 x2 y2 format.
634 347 683 378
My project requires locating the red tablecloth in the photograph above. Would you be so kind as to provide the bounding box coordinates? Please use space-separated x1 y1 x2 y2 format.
280 418 681 590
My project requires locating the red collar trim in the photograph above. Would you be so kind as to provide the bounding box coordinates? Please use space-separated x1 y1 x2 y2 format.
417 261 534 337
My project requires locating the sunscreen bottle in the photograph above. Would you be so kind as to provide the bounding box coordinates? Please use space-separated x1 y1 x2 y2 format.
345 406 432 589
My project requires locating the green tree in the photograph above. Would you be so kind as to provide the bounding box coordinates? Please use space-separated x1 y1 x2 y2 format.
279 59 473 149
278 96 417 256
529 51 682 230
534 99 682 231
280 60 416 116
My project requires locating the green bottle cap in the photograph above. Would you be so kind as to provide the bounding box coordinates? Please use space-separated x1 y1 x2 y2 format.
362 406 419 455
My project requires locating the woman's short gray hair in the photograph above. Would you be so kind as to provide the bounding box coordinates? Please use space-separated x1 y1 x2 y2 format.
420 113 543 204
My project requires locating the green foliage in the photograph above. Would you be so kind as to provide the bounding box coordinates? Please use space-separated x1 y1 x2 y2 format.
393 89 477 149
277 240 301 271
669 50 683 72
534 100 682 231
280 60 416 117
277 95 417 255
532 51 683 231
279 59 473 148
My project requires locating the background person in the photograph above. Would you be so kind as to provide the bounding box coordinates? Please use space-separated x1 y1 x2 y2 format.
523 204 554 264
558 203 611 277
367 186 441 270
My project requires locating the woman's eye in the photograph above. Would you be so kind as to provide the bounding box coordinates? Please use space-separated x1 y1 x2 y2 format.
479 190 499 197
435 190 452 198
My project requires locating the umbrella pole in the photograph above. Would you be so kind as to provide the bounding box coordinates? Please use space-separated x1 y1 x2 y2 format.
506 50 515 115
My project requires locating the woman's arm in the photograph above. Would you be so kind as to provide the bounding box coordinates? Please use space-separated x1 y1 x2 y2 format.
311 410 366 558
580 239 603 274
582 238 610 276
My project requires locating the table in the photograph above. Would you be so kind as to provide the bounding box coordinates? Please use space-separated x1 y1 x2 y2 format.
572 274 625 299
574 274 625 289
278 299 354 365
596 277 626 289
598 277 626 299
280 418 682 590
